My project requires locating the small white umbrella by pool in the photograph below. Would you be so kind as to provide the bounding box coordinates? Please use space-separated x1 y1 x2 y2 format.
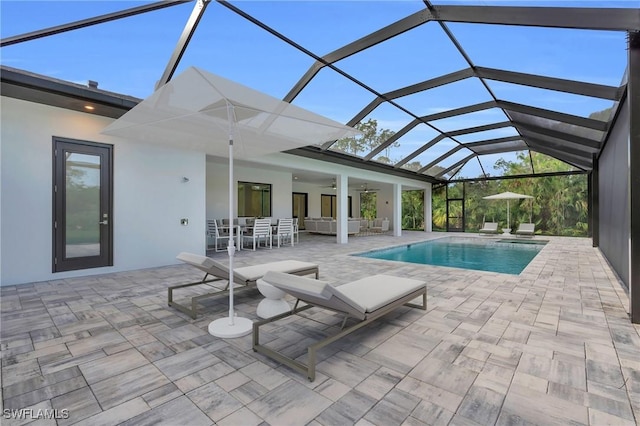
102 66 359 338
482 191 533 230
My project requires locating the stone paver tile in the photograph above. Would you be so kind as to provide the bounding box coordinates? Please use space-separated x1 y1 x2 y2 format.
456 384 505 425
2 366 82 401
153 346 221 381
410 400 454 426
354 367 403 400
586 391 635 421
409 357 477 397
1 359 42 387
217 407 263 426
315 378 351 402
317 389 377 425
136 340 175 362
589 407 637 426
187 381 243 423
142 383 183 408
238 360 289 390
229 380 269 405
39 350 107 376
120 395 212 426
511 371 548 393
316 350 380 387
365 330 438 371
56 318 111 336
0 400 55 426
215 371 251 392
90 364 170 410
67 331 125 356
498 383 588 425
3 375 87 410
363 388 420 425
50 387 101 426
78 347 148 384
587 359 626 389
396 377 463 414
155 323 207 347
174 362 236 393
249 380 332 426
448 414 486 425
549 358 586 390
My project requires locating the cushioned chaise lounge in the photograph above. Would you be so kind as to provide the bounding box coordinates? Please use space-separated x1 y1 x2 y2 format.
479 222 499 235
515 223 536 238
169 252 319 318
253 271 427 381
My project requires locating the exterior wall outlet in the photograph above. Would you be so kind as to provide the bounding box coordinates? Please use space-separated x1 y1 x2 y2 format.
180 218 188 225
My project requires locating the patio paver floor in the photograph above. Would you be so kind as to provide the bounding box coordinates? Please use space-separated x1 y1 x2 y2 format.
1 232 639 425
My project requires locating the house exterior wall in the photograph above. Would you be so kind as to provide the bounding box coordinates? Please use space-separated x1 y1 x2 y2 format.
1 97 205 286
206 158 294 220
598 96 630 288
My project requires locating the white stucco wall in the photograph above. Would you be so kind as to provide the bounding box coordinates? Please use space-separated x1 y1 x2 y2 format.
206 158 293 220
1 97 205 286
1 96 432 285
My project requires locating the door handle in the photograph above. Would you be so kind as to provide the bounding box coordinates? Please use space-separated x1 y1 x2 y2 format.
99 220 109 225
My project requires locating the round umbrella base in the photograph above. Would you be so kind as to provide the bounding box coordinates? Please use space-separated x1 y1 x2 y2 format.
208 316 252 338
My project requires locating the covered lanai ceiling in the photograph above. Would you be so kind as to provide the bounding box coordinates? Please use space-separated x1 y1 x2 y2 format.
1 1 638 183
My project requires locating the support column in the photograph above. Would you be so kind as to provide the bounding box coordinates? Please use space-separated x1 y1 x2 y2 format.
629 31 640 323
393 183 402 237
591 153 599 247
336 174 348 244
424 184 432 232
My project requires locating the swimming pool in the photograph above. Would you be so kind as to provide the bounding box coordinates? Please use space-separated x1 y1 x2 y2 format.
354 236 546 275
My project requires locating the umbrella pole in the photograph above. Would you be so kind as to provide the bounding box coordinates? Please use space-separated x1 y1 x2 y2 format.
507 199 510 230
228 137 235 325
208 104 252 338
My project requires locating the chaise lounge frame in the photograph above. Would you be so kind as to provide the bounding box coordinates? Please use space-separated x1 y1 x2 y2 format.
169 252 319 319
252 272 427 381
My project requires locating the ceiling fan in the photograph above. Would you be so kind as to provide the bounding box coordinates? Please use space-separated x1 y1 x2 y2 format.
357 183 380 193
321 179 337 190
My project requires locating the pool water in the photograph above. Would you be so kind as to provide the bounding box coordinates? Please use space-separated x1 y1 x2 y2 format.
355 236 546 275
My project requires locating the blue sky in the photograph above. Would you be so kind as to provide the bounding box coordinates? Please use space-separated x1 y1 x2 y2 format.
0 1 633 178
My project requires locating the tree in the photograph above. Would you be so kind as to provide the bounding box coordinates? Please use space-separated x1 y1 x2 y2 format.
332 119 399 160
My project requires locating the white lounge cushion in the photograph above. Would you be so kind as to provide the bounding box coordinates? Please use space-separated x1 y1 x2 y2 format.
234 260 318 282
262 271 425 317
177 252 225 271
262 271 333 300
334 275 425 312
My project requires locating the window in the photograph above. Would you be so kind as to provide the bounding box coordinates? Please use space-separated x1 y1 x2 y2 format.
238 182 271 217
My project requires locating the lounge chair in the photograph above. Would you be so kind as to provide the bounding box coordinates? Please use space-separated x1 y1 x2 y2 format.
253 271 427 381
169 252 319 318
478 222 499 235
515 223 535 237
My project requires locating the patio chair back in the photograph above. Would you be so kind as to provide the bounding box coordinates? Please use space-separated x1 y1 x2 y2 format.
243 218 272 250
273 218 294 247
207 219 230 252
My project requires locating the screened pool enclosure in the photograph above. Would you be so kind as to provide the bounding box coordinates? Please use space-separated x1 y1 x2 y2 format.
1 1 638 321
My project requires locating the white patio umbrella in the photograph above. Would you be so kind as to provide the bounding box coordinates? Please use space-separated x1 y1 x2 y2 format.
482 191 533 230
102 66 359 338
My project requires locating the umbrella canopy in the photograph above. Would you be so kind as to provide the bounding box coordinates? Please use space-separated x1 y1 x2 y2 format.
102 66 357 158
102 66 359 338
483 191 533 229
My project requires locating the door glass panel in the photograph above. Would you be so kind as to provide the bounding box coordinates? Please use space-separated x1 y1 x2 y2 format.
292 193 307 229
65 153 101 258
